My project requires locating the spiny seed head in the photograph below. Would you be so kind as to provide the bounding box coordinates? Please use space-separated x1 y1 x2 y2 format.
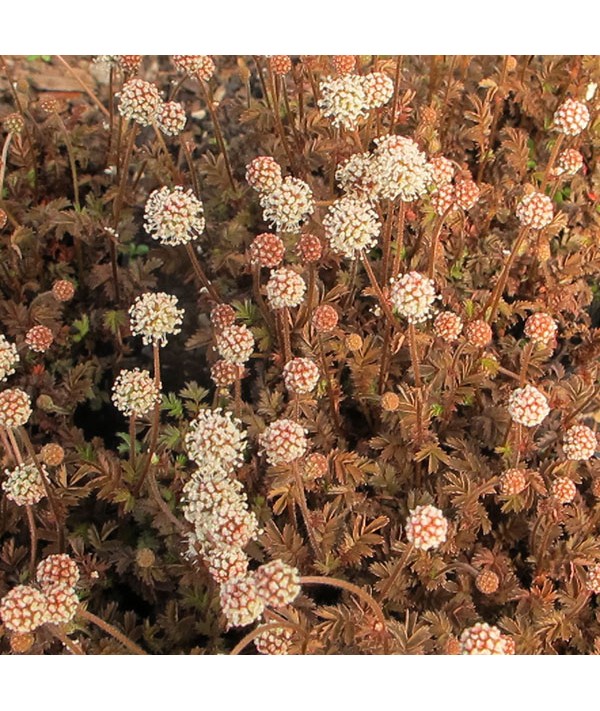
216 324 255 365
255 559 301 607
144 186 205 246
586 563 600 594
0 586 49 633
2 463 46 506
362 72 394 109
133 547 155 569
25 325 54 353
312 304 339 333
245 156 283 194
205 544 249 584
40 443 65 467
156 101 187 136
508 385 550 428
266 268 306 309
260 418 308 465
10 631 35 654
553 148 584 177
318 75 370 130
112 368 160 418
0 388 32 428
476 569 500 594
389 271 438 324
249 233 285 268
118 79 162 126
283 357 320 395
129 292 184 346
323 197 381 259
563 424 597 461
302 452 328 481
381 391 400 412
210 360 241 388
52 279 75 302
185 408 246 474
455 179 481 211
345 333 363 351
0 334 19 382
261 177 315 232
516 191 554 230
332 55 357 75
551 476 576 504
3 112 24 135
269 55 292 75
553 98 590 136
172 55 215 80
434 312 463 342
296 233 322 263
500 468 528 496
524 313 558 346
255 627 294 655
219 576 265 628
44 584 79 625
464 319 492 348
36 554 80 590
459 623 507 655
405 504 448 551
429 155 455 186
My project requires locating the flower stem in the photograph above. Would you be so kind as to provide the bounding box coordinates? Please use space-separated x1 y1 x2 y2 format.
197 77 236 191
78 607 147 655
185 243 220 302
25 505 37 578
541 133 565 192
292 460 321 560
55 56 110 117
301 575 390 653
485 225 529 324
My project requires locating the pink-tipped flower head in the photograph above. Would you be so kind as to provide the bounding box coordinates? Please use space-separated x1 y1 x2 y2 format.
507 385 550 427
260 418 308 465
405 504 448 551
389 271 438 324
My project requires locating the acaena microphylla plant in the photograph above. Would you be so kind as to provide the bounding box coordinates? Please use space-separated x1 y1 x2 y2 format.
4 54 600 655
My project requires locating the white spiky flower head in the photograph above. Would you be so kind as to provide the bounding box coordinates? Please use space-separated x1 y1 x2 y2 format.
261 177 315 233
0 334 19 382
389 271 438 323
144 186 205 246
112 368 160 417
323 196 381 260
372 135 433 201
184 408 247 474
129 292 184 346
318 75 370 130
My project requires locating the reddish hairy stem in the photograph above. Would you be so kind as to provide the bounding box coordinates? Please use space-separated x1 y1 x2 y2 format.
79 607 147 655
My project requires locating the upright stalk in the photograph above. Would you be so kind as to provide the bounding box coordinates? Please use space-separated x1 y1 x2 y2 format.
541 134 565 192
292 461 321 560
197 77 236 190
485 226 529 323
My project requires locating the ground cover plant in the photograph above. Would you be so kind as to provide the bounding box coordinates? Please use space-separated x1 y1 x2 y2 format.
1 54 600 655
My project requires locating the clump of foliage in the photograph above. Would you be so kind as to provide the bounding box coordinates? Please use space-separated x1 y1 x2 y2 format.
1 54 600 655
